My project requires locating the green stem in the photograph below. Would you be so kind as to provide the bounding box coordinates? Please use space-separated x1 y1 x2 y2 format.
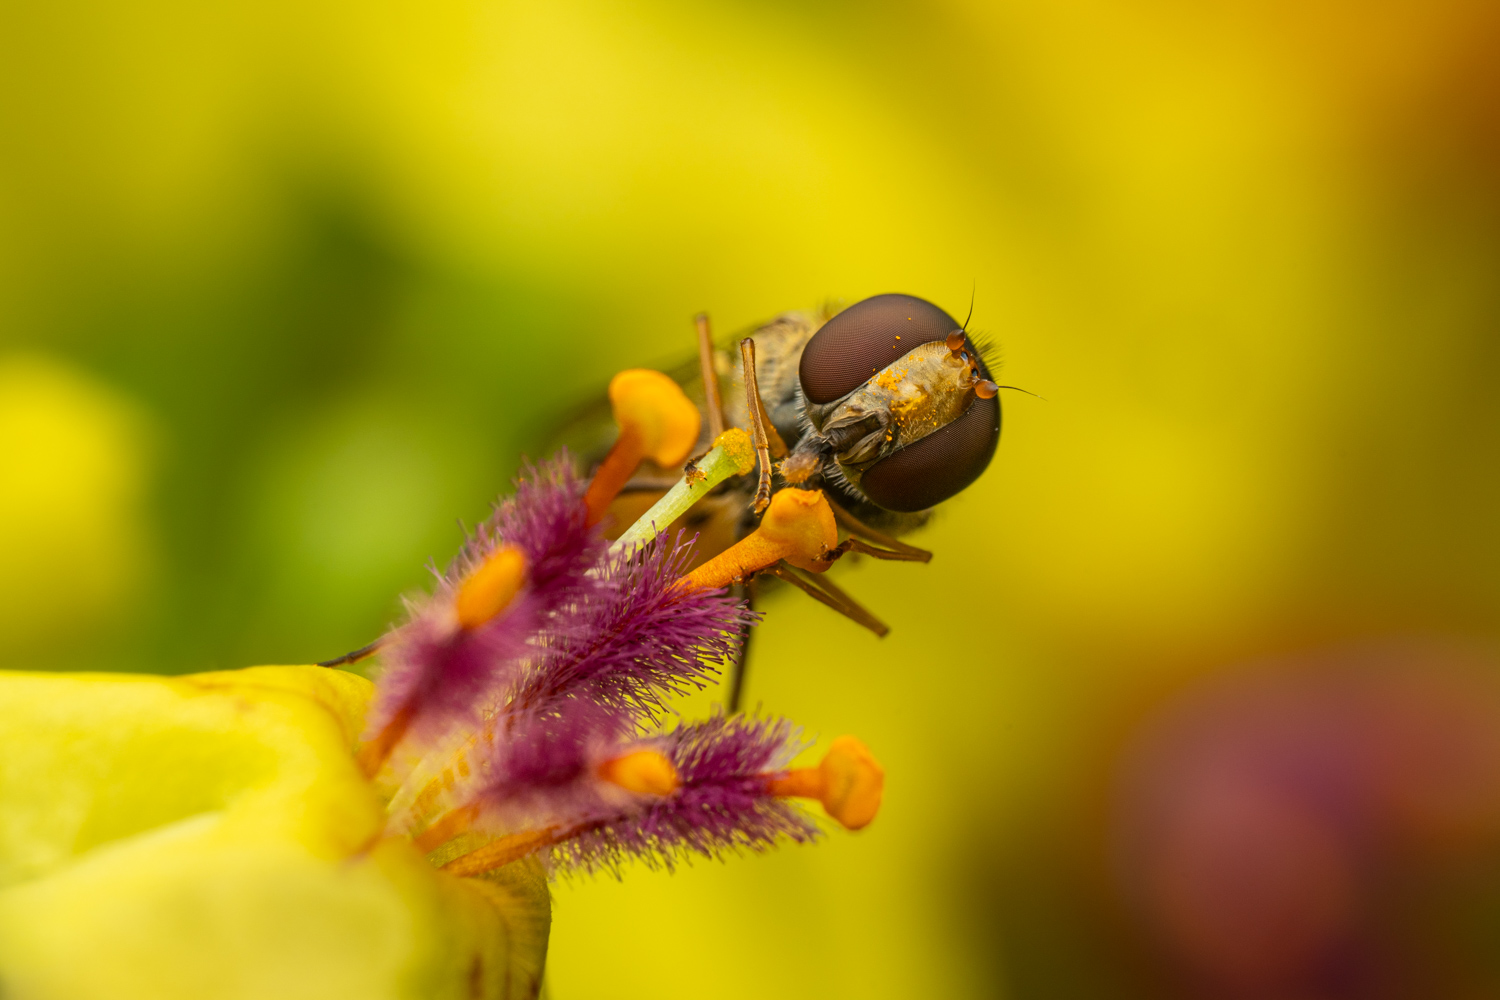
611 428 755 555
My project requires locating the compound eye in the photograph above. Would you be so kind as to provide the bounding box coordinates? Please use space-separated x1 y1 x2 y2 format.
799 293 963 404
859 395 1001 512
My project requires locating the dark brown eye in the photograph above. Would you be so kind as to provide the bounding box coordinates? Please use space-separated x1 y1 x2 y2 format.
859 395 1000 512
799 293 963 404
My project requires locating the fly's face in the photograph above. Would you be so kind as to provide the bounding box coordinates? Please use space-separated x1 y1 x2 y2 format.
805 339 977 472
790 293 1002 513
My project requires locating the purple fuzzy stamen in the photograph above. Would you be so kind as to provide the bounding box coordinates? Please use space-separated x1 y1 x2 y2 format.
364 455 607 747
511 533 759 721
366 453 832 876
549 712 820 874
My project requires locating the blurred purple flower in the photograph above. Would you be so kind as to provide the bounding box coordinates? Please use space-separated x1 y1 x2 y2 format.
1114 641 1500 1000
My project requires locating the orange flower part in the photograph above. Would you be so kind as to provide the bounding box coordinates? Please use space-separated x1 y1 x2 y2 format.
355 701 415 778
412 802 481 853
453 545 528 630
442 826 561 878
583 369 702 525
598 749 680 796
765 735 885 830
677 488 837 590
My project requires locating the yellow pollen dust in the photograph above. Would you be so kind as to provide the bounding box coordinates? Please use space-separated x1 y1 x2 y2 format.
890 391 927 422
714 427 756 476
454 545 528 630
599 750 680 796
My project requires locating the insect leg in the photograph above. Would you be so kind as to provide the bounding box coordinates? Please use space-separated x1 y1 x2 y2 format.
825 536 932 564
739 338 776 513
726 578 755 713
736 336 787 461
765 562 890 638
794 566 891 637
317 638 384 668
695 312 726 440
825 495 933 562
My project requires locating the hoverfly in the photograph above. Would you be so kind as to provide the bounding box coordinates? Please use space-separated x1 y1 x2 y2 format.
550 293 1007 707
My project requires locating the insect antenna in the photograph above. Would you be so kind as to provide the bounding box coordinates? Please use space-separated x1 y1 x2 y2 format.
962 280 976 333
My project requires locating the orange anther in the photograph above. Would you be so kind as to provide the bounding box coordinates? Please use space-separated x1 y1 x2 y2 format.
599 749 680 796
454 545 528 630
610 369 702 466
765 735 884 830
676 488 838 590
583 369 702 525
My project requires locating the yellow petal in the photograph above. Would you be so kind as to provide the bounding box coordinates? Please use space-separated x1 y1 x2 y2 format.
0 666 550 1000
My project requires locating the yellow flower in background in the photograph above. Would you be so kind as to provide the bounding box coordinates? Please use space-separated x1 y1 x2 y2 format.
0 355 153 660
0 665 549 1000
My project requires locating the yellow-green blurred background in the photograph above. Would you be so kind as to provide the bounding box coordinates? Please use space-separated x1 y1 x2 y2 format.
5 0 1500 996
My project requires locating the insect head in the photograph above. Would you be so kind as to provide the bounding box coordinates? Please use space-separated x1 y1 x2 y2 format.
791 293 1002 512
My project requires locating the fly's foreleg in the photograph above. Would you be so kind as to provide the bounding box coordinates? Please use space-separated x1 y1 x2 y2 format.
739 337 777 514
